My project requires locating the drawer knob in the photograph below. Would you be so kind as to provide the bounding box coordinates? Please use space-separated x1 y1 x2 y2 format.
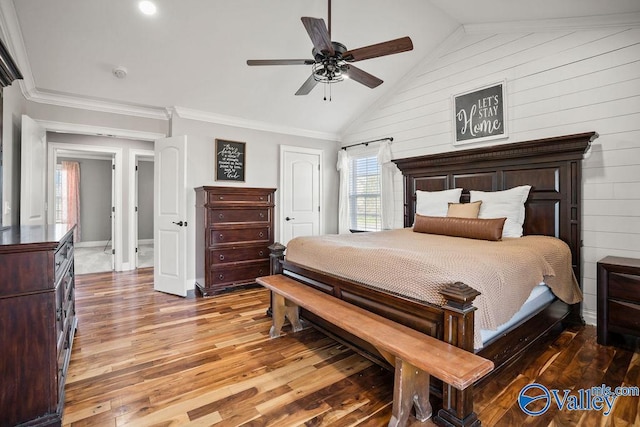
219 234 224 240
258 269 264 275
56 307 62 322
259 212 265 218
259 196 264 200
219 196 224 200
219 274 224 280
258 232 264 238
259 251 264 256
219 254 225 261
219 213 224 219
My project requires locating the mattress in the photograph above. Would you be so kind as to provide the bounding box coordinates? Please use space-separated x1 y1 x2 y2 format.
480 284 556 347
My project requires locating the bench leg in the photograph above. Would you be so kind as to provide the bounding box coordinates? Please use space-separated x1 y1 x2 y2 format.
388 358 432 427
269 292 305 338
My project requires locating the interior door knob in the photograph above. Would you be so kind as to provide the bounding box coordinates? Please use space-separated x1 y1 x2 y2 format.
172 221 186 226
285 217 295 221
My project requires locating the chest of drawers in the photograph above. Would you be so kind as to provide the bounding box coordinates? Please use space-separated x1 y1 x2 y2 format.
195 186 276 296
0 224 77 426
597 256 640 348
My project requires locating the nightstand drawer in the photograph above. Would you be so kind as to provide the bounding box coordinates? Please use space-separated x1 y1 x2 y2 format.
608 299 640 335
608 272 640 302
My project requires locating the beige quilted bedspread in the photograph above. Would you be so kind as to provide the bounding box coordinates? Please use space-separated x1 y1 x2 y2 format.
285 228 582 349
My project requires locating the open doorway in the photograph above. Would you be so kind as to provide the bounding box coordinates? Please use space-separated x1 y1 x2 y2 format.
54 148 116 274
130 150 154 269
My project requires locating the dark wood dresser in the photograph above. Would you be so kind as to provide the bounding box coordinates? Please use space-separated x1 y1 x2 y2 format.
597 256 640 347
195 186 275 296
0 224 77 426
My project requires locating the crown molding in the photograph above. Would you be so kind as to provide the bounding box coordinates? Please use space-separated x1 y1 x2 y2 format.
464 12 640 34
28 89 170 120
170 106 341 142
0 0 35 90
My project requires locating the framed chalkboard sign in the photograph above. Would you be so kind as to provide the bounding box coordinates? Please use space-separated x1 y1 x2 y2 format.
453 81 507 145
215 139 245 181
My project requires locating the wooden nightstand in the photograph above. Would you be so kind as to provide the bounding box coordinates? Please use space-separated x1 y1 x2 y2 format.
597 256 640 348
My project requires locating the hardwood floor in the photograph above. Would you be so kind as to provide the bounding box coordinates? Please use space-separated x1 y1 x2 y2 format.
64 269 639 426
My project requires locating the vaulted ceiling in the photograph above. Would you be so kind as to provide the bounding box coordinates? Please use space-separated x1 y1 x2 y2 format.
3 0 640 140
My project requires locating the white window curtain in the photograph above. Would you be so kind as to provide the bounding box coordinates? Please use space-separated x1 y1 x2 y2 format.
377 140 395 230
337 149 350 234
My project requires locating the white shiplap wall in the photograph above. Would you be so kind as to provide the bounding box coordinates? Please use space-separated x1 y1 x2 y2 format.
341 23 640 325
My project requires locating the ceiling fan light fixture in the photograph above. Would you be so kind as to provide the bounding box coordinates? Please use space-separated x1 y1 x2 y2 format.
312 60 347 84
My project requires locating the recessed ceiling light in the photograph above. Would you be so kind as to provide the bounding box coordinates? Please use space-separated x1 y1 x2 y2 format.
138 1 157 15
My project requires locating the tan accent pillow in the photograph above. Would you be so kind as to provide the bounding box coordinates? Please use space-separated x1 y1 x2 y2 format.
447 201 482 218
413 214 507 241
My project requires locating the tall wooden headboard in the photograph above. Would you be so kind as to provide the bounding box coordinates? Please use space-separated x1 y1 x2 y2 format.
393 132 598 283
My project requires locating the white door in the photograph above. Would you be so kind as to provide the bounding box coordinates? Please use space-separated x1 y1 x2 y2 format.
280 146 322 246
20 115 47 226
154 136 187 296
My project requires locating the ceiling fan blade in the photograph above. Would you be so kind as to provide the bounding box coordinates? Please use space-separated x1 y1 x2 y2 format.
301 17 335 56
343 36 413 62
295 74 318 95
344 65 383 89
247 59 315 66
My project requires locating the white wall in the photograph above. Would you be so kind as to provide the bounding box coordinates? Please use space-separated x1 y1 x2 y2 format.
342 24 640 324
137 160 154 240
171 116 340 293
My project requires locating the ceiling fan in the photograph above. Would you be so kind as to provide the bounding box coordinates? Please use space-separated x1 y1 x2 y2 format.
246 0 413 96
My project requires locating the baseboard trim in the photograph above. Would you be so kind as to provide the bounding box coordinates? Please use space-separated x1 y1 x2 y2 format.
76 240 110 248
583 309 597 326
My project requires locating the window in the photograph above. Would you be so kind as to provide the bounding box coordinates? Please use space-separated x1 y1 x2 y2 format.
54 164 67 223
348 155 382 231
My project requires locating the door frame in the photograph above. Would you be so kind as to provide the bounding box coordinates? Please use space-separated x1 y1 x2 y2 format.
128 149 154 269
48 142 123 270
279 145 323 243
38 119 165 272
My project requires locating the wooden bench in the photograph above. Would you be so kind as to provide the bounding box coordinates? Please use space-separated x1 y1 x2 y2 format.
256 274 494 427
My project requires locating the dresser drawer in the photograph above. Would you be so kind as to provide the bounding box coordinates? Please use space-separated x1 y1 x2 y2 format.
210 245 269 264
54 237 73 281
55 283 65 350
608 299 640 335
208 192 272 205
208 208 271 224
210 261 270 285
608 272 640 302
210 227 271 244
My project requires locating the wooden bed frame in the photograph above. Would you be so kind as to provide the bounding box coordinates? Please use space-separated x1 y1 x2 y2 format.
268 132 597 426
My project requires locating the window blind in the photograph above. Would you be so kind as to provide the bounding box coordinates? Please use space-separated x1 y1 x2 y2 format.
348 155 381 231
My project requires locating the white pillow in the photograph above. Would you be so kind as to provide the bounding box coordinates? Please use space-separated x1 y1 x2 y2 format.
470 185 532 238
416 188 463 217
